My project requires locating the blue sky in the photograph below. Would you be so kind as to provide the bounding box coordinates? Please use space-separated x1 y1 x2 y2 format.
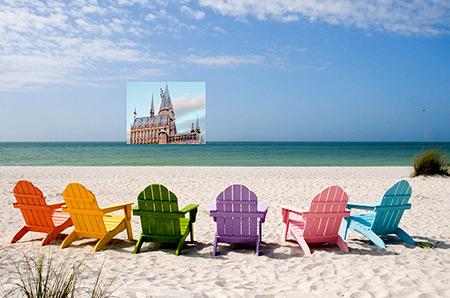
0 0 449 142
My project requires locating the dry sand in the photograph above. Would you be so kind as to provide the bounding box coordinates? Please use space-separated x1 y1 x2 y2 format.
0 166 449 297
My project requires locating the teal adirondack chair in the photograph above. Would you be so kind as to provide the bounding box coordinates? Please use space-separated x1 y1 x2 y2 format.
133 184 199 255
340 180 416 248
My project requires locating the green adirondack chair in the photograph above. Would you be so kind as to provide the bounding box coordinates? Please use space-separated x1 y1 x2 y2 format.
132 184 199 255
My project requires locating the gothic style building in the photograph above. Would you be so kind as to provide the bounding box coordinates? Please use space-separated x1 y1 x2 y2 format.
129 84 202 144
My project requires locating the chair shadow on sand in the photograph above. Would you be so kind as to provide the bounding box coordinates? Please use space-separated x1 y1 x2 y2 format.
263 239 401 258
10 233 70 247
16 234 447 256
105 236 433 257
147 239 400 259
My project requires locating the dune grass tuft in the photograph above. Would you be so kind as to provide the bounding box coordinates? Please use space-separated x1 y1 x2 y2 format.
3 249 115 298
412 149 449 177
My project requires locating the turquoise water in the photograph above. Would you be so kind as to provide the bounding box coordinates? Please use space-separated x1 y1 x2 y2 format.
0 142 449 166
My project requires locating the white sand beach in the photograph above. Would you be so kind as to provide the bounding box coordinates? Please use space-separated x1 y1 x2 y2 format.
1 166 449 297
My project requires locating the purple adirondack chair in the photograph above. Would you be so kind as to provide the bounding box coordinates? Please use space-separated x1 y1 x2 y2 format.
209 184 269 256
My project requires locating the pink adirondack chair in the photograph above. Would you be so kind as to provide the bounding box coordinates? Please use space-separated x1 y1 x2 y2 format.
281 186 350 255
210 184 269 256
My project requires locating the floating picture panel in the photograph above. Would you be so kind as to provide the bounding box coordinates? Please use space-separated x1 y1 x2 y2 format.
127 82 206 144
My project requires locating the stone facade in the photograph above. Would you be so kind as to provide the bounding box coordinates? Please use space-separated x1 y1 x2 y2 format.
129 84 202 144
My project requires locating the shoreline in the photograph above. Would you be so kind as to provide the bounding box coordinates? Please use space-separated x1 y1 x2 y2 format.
1 166 449 296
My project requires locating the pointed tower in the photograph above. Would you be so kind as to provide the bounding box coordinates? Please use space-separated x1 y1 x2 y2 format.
133 108 137 121
195 115 201 133
159 84 175 117
158 84 176 137
191 122 195 133
150 94 155 119
164 84 170 100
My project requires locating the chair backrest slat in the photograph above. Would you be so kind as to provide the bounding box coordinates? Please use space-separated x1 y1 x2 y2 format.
13 180 55 228
302 186 349 238
215 184 259 238
372 180 412 232
63 183 106 234
136 184 181 237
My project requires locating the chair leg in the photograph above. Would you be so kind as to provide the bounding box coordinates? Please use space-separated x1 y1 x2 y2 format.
189 222 194 242
212 234 218 256
41 219 73 246
94 233 115 252
11 226 29 244
357 228 386 248
256 234 260 256
134 235 145 254
297 237 312 255
396 228 416 246
60 230 78 249
125 220 133 241
340 217 350 240
259 222 263 241
291 231 311 255
336 235 349 253
283 221 289 242
175 229 190 256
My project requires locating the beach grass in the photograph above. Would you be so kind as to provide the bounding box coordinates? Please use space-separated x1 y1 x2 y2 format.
412 149 449 177
3 249 115 298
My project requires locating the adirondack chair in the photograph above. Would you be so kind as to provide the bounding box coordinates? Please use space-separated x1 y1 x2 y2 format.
340 180 415 248
133 184 199 256
11 180 73 246
209 184 269 256
281 186 350 255
60 183 133 251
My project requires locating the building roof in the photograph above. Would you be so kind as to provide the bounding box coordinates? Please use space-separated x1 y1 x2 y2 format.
132 114 170 128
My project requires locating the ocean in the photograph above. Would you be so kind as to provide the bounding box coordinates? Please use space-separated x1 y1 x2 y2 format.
0 142 449 166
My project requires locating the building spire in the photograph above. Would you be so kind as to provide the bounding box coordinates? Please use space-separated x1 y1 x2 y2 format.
158 83 175 117
150 93 154 118
133 108 137 121
195 115 200 133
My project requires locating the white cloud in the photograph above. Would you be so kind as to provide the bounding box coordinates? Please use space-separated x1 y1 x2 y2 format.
180 5 205 20
199 0 450 36
0 0 174 90
183 54 263 66
213 26 226 33
145 13 157 21
173 94 206 118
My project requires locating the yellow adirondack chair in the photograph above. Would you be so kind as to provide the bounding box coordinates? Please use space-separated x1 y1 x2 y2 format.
60 183 133 251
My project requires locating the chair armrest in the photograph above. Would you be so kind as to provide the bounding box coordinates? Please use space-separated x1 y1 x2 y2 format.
346 202 375 211
180 204 199 223
48 202 65 210
258 204 269 223
209 203 217 221
281 205 306 224
280 205 306 215
102 202 134 213
101 202 134 221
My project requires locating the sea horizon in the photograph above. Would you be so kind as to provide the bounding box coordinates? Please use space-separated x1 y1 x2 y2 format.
1 141 449 167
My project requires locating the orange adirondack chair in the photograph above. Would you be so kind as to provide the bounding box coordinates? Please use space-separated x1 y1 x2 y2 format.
11 180 73 246
281 186 350 255
60 183 133 251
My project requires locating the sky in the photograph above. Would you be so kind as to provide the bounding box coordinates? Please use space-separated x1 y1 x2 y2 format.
0 0 449 142
126 81 206 140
